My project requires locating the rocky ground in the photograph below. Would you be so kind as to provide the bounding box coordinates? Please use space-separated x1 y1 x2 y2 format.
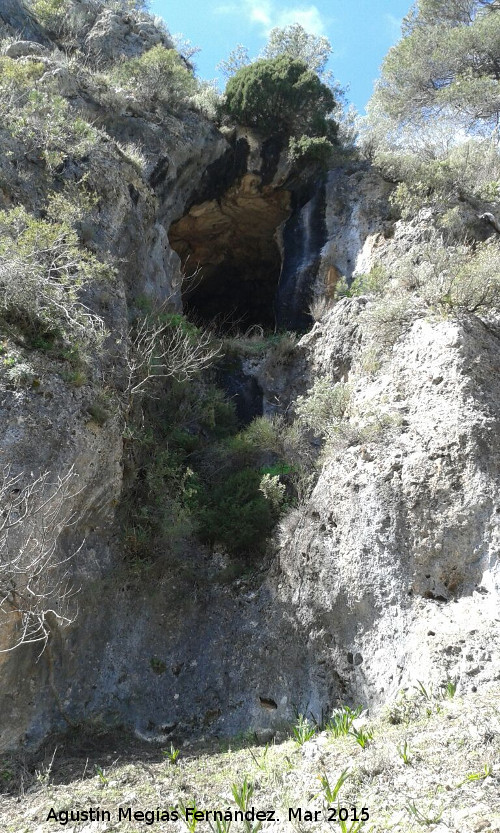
0 683 498 833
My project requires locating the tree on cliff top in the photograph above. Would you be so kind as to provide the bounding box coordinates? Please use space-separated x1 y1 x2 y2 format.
218 23 335 87
369 0 500 134
224 55 336 140
261 23 332 76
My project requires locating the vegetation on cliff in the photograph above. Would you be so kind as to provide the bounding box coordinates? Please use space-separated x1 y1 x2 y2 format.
220 24 342 165
364 0 500 226
0 0 348 584
369 0 500 134
0 0 499 783
224 56 336 140
346 0 500 356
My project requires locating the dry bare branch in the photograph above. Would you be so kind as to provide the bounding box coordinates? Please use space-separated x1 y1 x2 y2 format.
0 467 83 655
125 311 221 403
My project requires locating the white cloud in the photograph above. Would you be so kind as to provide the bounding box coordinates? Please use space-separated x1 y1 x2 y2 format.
385 13 402 39
246 0 272 27
275 6 326 36
216 1 327 36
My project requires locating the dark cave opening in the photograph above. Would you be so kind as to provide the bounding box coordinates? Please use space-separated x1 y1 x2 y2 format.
168 174 291 331
182 255 281 331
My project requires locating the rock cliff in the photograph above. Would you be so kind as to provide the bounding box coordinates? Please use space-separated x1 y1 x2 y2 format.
0 0 498 755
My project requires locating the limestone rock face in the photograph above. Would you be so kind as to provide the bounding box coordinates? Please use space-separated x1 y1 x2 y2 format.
0 5 230 749
273 305 500 711
83 6 173 65
4 40 49 58
0 361 124 751
318 167 394 296
0 0 50 43
0 2 498 751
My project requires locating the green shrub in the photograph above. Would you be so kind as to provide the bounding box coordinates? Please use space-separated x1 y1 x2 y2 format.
122 379 296 561
197 385 238 437
0 207 108 348
0 57 45 117
335 265 389 299
419 239 500 314
46 178 99 226
359 233 500 358
123 446 202 558
0 207 110 346
362 292 419 349
228 414 304 472
295 378 350 439
259 473 286 514
121 378 240 559
28 0 150 32
224 55 336 139
198 468 275 556
110 45 197 110
3 70 99 170
189 80 222 121
28 0 67 32
372 138 500 240
374 235 500 316
230 416 281 457
288 134 334 167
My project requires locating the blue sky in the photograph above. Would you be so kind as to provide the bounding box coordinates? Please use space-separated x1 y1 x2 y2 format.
150 0 412 114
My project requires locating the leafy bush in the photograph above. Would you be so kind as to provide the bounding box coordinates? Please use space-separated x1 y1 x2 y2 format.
360 234 500 354
230 416 281 457
380 234 500 315
229 413 307 469
110 45 197 110
259 473 286 514
189 80 222 120
418 238 500 314
12 90 97 169
0 56 99 171
28 0 67 33
224 55 336 139
0 207 108 348
383 139 500 228
198 468 275 556
122 436 204 560
288 134 334 167
46 178 99 227
363 292 418 350
122 376 285 561
335 265 389 299
295 378 350 439
28 0 150 33
0 56 45 117
123 376 298 561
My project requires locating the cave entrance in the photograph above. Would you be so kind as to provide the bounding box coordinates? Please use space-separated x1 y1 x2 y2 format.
168 174 291 331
